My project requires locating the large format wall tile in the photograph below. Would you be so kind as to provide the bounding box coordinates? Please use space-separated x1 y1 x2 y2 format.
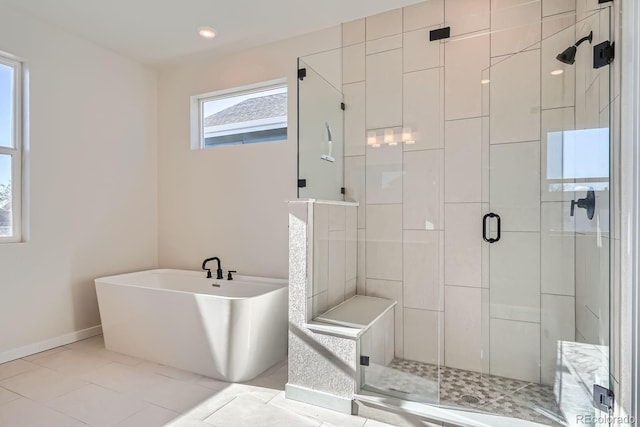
366 204 403 281
541 294 575 385
357 229 366 294
343 18 365 47
404 0 445 32
404 28 442 73
490 231 541 323
542 25 576 109
444 203 482 287
403 230 443 311
302 49 343 91
543 0 576 17
444 34 490 120
445 0 490 37
445 118 482 203
576 233 609 345
404 308 444 365
366 143 403 205
343 43 365 84
344 82 366 157
542 12 576 39
346 207 358 282
445 285 482 372
367 35 403 55
577 75 601 131
541 202 575 296
311 292 328 318
403 149 443 231
367 279 404 358
490 49 541 144
490 318 540 383
541 107 576 203
491 0 542 57
366 8 403 41
328 230 346 309
366 49 403 129
329 204 346 231
490 141 541 232
313 204 329 296
345 156 366 227
404 68 443 150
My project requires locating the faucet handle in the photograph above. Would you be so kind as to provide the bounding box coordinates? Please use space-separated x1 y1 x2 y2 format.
205 269 212 279
227 270 237 280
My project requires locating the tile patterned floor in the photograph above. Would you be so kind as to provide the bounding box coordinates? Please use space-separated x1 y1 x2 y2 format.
367 358 567 426
0 335 408 427
1 335 600 426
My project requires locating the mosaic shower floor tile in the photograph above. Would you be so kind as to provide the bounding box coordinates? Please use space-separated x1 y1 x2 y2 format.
365 358 568 426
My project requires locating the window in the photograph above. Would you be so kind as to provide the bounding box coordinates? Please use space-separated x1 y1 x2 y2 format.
0 54 22 242
546 128 610 193
191 79 287 149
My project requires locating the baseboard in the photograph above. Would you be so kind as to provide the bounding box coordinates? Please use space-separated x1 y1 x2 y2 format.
285 383 354 414
0 325 103 364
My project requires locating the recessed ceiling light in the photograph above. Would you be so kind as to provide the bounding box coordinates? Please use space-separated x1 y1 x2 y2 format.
550 69 564 76
198 27 217 39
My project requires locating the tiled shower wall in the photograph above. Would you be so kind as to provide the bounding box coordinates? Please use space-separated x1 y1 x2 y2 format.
309 201 358 319
342 0 617 384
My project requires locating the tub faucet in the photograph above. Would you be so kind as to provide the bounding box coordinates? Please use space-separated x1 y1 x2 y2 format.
202 257 223 280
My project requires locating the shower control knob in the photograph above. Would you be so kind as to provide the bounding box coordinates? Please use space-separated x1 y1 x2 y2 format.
570 189 595 220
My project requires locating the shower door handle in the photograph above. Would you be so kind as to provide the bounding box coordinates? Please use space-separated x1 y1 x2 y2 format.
483 213 501 243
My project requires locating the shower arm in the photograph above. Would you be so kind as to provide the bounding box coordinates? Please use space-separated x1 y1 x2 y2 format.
574 33 593 48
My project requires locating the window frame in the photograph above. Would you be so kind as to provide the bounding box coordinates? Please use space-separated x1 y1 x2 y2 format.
190 78 288 150
0 54 23 244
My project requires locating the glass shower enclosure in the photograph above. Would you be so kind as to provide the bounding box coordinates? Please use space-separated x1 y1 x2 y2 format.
359 4 613 426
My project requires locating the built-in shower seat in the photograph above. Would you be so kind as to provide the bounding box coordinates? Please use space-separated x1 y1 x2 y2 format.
288 294 395 414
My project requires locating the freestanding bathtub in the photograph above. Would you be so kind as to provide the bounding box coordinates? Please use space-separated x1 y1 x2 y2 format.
95 269 288 382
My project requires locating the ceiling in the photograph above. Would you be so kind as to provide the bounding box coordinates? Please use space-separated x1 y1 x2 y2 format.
3 0 424 67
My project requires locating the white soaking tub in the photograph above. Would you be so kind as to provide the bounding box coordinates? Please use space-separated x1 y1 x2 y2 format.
95 269 288 382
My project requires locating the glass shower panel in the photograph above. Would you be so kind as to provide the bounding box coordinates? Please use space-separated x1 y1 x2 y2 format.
297 59 344 201
355 3 613 426
359 306 442 406
481 6 612 425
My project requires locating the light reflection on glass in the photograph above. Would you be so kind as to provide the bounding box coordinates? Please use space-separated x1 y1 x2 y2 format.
547 128 609 182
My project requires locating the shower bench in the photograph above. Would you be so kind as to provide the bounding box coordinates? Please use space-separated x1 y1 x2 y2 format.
286 200 396 415
287 294 396 414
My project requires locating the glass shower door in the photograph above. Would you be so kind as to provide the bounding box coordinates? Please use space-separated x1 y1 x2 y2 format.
481 5 612 425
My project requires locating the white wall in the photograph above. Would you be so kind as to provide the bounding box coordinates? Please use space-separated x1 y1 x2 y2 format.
0 4 158 358
157 27 341 279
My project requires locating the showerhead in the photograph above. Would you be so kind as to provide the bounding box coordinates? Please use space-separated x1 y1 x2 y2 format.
556 45 577 65
556 31 593 65
321 122 335 162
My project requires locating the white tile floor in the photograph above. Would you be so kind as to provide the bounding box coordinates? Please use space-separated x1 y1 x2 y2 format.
0 335 399 427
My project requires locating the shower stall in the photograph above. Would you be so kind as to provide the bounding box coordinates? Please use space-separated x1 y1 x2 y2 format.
297 1 617 425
